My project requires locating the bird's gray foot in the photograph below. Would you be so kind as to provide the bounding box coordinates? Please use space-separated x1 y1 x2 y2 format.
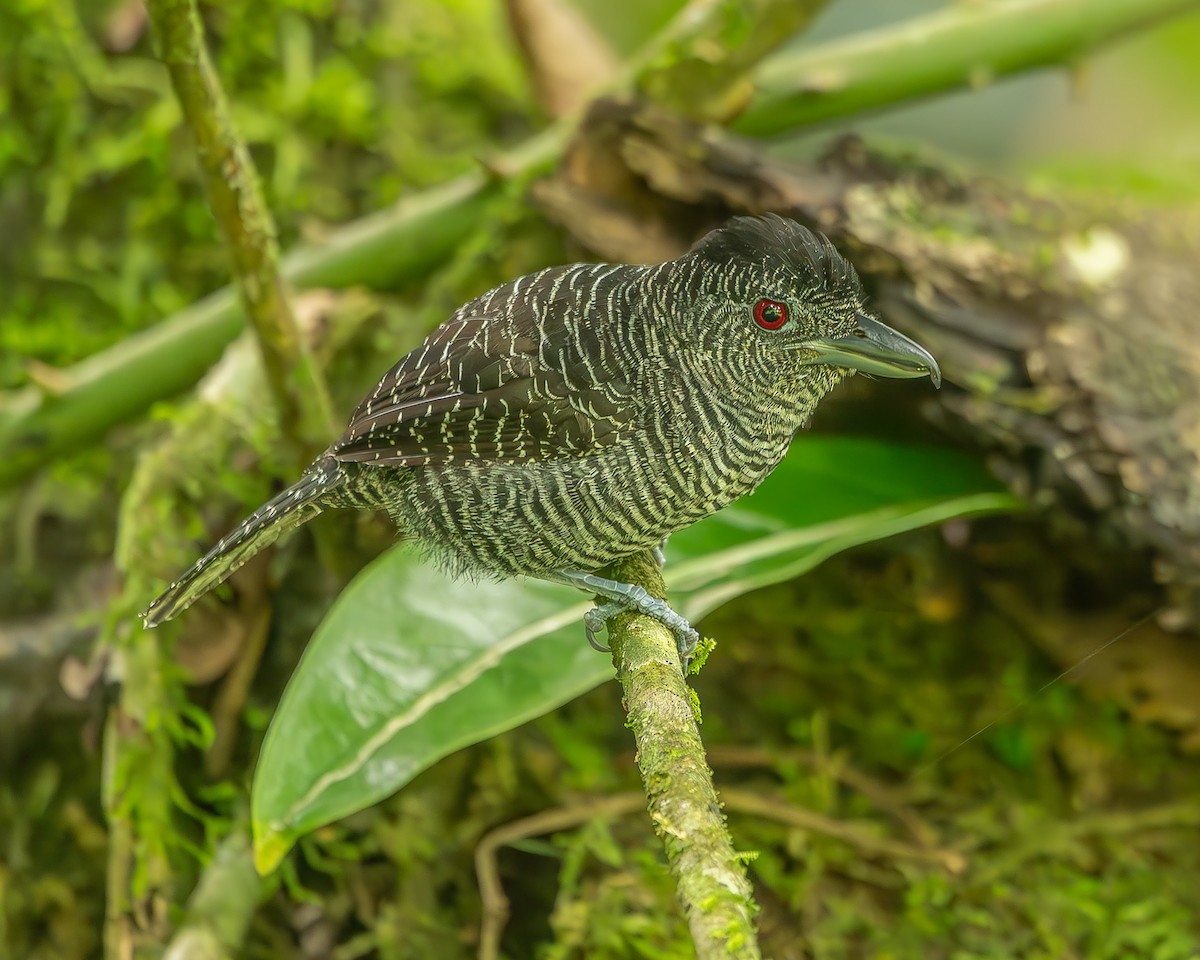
546 569 699 672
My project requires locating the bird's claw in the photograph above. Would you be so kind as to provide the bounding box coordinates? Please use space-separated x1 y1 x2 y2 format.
584 604 615 652
583 597 698 674
545 569 698 675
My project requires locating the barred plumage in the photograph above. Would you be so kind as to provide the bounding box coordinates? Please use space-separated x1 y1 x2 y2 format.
143 215 940 660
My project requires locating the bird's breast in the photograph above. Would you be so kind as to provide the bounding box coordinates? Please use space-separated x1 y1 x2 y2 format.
632 381 796 518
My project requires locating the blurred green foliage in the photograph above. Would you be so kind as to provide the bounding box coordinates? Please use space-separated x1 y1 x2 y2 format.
218 535 1199 960
3 2 1199 958
0 0 536 389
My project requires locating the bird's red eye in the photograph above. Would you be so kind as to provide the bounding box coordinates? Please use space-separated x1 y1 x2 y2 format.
753 298 788 330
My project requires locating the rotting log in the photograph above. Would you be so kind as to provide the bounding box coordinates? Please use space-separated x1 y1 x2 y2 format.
533 99 1200 615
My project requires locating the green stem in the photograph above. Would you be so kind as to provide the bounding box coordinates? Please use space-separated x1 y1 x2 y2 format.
164 827 261 959
735 0 1200 135
0 170 509 488
146 0 333 458
606 553 761 960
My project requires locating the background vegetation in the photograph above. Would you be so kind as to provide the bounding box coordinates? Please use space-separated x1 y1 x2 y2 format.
2 1 1199 958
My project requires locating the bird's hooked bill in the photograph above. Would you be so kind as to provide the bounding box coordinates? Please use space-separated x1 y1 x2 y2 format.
795 313 942 388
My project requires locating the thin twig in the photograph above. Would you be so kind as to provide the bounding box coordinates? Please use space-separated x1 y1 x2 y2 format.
475 794 646 960
205 601 272 778
705 744 941 847
473 767 968 958
720 788 967 874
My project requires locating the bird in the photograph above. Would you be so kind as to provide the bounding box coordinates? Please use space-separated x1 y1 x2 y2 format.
142 214 940 668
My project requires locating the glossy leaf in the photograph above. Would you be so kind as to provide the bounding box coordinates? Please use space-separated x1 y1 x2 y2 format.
252 438 1019 871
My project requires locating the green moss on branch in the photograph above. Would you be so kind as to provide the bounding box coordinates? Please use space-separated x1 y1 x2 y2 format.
605 552 761 960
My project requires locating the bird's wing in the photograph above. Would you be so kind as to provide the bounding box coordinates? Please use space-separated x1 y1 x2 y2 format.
329 310 634 468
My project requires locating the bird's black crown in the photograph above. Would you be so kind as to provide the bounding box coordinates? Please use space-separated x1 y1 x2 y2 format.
689 214 863 301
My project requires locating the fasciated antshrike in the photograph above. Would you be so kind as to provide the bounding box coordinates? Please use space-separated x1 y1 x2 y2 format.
142 215 940 668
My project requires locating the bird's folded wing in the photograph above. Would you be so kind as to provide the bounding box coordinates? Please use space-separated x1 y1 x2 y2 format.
329 313 632 468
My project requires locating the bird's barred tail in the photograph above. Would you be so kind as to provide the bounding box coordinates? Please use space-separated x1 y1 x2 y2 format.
141 458 344 628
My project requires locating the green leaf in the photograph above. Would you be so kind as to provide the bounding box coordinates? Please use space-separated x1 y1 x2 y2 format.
251 567 606 871
666 438 1016 620
252 438 1019 871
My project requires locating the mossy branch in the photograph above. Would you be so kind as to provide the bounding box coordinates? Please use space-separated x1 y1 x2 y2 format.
3 0 1193 488
605 552 760 959
101 5 328 955
145 0 333 459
